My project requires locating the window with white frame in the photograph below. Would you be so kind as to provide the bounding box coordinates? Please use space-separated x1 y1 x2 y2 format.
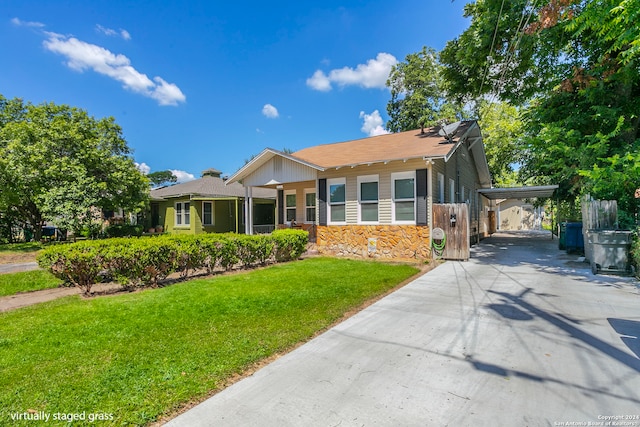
285 192 296 222
305 190 316 223
202 201 214 226
437 173 445 203
175 202 190 226
328 178 346 224
392 171 415 223
358 175 379 223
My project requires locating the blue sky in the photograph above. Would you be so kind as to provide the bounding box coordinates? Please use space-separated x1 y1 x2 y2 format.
1 0 470 182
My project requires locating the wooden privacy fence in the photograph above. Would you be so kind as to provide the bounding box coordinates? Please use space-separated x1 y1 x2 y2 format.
433 203 470 261
581 195 618 230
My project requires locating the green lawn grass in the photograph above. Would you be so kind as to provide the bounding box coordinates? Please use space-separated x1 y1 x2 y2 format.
0 242 44 253
0 257 419 426
0 270 63 297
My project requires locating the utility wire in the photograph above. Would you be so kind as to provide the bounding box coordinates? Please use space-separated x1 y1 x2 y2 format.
478 0 507 99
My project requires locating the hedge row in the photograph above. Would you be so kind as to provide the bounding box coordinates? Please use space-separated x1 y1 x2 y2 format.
37 230 309 295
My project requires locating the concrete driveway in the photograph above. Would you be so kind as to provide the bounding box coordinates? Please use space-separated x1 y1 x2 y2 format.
164 231 640 427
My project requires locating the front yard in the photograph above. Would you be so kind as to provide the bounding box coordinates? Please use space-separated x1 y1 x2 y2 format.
0 269 62 297
0 257 419 426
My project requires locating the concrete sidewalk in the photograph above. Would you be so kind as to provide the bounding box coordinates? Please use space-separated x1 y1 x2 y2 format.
0 261 39 274
164 231 639 427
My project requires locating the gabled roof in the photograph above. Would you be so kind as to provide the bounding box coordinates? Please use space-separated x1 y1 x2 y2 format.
292 121 476 168
151 175 276 200
227 121 491 187
226 148 323 186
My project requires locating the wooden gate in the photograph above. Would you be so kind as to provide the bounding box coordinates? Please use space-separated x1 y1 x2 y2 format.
433 203 470 261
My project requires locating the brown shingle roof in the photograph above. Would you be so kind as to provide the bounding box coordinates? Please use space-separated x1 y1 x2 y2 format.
150 175 276 200
291 122 474 168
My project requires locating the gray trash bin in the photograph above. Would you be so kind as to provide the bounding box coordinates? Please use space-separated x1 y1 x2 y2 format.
586 230 632 275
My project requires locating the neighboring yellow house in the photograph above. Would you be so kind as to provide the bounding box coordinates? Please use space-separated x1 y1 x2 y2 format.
227 121 494 260
150 168 276 235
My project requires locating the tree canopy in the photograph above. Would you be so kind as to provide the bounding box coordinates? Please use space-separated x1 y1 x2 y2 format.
147 170 177 188
439 0 640 223
386 46 469 133
0 95 149 239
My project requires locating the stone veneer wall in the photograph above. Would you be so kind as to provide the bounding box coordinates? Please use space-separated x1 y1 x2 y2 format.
316 225 431 260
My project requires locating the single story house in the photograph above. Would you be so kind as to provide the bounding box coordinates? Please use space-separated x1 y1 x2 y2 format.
150 168 276 235
227 121 494 260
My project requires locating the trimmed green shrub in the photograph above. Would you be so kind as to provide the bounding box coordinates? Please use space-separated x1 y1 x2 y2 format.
37 241 107 295
216 234 240 271
272 229 309 262
36 230 309 292
171 235 208 278
195 235 223 274
105 224 144 238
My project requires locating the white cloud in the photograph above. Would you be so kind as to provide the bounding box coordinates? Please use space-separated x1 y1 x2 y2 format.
170 170 196 183
306 70 332 91
151 76 187 106
135 162 151 174
262 104 279 119
359 110 390 136
42 32 186 106
307 53 397 91
96 24 131 40
11 17 45 28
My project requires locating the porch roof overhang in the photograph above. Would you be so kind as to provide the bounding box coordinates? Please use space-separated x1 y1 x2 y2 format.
478 185 559 200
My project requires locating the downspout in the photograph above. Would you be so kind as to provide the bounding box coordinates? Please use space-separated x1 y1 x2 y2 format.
425 158 434 252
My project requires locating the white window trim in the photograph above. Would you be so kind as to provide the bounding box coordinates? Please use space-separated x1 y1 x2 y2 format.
391 171 416 224
202 201 214 226
357 174 379 224
175 201 190 227
327 178 346 225
304 188 316 224
437 173 445 203
284 190 297 224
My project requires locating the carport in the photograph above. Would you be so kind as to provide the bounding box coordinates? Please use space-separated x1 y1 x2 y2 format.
478 185 558 234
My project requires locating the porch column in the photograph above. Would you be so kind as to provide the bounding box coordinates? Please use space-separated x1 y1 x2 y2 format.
245 186 253 235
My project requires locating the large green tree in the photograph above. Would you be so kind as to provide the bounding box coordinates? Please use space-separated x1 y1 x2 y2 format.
147 170 177 188
441 0 640 222
0 95 149 240
385 46 523 184
440 0 572 104
477 101 523 186
386 46 468 133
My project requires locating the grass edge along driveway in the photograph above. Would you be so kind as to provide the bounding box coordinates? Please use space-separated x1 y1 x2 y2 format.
0 269 62 297
0 257 420 427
